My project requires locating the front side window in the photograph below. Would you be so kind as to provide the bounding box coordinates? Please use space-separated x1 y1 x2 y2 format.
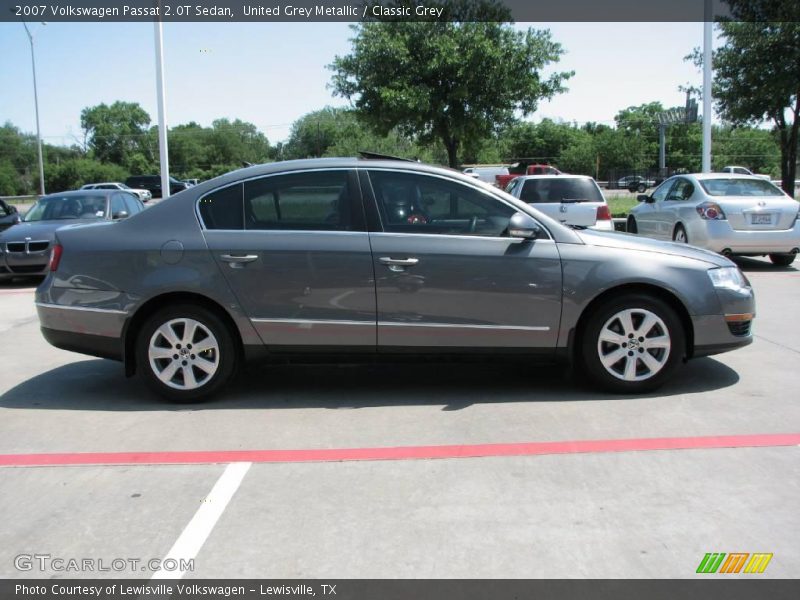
368 170 516 237
244 170 353 231
650 179 674 203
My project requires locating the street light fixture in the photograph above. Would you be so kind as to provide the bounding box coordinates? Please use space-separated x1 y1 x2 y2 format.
20 18 47 196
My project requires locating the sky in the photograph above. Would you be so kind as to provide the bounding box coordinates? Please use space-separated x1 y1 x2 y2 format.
0 21 710 147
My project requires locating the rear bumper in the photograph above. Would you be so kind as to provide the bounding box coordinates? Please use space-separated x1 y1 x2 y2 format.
41 327 123 361
688 220 800 254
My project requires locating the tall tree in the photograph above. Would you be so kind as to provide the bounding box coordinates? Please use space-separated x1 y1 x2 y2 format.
80 102 152 169
329 0 571 167
691 11 799 194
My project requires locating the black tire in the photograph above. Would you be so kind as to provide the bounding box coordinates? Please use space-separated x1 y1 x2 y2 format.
769 253 795 267
580 294 686 394
637 183 647 193
673 224 688 244
626 216 638 234
135 304 237 402
628 184 638 193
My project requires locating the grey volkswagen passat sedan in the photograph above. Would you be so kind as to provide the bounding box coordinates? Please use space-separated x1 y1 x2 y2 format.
35 158 755 401
0 190 144 280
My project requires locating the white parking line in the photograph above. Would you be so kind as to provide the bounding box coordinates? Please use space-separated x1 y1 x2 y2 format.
151 462 251 580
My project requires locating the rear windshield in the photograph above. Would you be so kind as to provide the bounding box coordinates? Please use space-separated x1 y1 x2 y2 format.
520 178 603 203
24 195 107 222
700 178 783 197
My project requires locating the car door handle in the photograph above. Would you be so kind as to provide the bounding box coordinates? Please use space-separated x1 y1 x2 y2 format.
220 254 259 264
379 257 419 267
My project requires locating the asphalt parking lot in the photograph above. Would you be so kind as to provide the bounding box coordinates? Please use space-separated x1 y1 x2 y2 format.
0 256 798 579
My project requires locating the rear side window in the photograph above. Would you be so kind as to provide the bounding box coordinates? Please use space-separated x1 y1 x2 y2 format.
199 184 244 230
243 170 353 231
520 178 603 203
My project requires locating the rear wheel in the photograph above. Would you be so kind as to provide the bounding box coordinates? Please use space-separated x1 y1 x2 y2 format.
626 216 638 234
637 183 647 193
673 224 688 244
135 304 237 402
581 294 685 393
769 253 795 267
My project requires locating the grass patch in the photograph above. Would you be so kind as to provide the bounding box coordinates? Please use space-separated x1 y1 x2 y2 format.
606 195 639 218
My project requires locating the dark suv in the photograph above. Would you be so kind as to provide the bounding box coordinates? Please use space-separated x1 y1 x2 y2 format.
125 175 189 199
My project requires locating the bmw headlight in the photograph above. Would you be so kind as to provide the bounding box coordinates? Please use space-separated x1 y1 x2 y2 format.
707 266 749 292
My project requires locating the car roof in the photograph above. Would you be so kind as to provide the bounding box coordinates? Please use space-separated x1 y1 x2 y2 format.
42 190 112 199
514 174 592 181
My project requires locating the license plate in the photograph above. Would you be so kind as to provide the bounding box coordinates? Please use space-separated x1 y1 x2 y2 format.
751 213 773 225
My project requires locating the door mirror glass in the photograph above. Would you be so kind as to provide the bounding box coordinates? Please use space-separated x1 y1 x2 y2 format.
508 212 541 239
112 210 128 220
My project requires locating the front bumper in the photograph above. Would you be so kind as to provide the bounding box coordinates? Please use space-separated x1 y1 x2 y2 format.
0 244 50 278
687 219 800 254
691 283 756 358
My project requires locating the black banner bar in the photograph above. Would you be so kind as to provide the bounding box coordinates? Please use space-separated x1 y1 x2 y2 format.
2 580 800 600
3 0 799 23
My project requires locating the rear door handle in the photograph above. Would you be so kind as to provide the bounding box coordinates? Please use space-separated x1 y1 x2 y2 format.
379 257 419 267
220 254 259 265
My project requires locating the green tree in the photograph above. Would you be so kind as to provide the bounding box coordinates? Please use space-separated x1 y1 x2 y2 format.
45 158 128 193
80 102 152 169
691 12 800 194
329 1 571 167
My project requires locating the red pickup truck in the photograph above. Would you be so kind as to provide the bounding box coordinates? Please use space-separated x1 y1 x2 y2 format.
496 163 561 189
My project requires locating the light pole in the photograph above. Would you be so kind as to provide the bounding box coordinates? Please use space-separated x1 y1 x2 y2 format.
154 17 170 199
702 0 713 173
21 19 46 196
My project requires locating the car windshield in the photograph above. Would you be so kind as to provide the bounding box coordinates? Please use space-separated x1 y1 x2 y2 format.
24 195 107 222
700 178 783 197
520 178 603 203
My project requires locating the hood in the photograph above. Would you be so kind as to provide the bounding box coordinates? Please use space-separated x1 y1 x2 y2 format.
0 219 100 241
577 229 733 267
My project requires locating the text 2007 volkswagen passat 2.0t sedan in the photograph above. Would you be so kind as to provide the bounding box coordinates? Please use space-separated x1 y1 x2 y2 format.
35 157 755 401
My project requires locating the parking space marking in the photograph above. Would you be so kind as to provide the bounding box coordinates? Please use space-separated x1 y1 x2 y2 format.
1 433 798 468
151 462 251 580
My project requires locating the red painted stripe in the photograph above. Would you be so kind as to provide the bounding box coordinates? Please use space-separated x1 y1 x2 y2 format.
0 433 798 468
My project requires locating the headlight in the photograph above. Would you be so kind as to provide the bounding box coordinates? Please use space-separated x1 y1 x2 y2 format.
708 266 749 292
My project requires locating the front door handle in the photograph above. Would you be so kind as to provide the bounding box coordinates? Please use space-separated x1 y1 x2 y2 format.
220 254 259 265
379 257 419 267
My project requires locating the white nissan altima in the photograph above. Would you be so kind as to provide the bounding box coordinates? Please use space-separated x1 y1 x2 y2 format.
627 173 800 266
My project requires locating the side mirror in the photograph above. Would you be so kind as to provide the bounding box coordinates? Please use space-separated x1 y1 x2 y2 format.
508 212 541 240
112 210 129 220
9 205 18 213
637 194 652 203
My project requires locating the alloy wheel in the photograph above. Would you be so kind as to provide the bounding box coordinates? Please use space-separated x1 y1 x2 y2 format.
148 318 220 390
596 308 671 382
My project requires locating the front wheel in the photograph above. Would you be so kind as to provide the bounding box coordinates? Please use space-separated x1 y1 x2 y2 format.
769 253 795 267
581 295 685 393
135 304 237 402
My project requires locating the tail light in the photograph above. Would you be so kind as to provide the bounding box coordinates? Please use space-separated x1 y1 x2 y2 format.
596 204 612 220
49 244 63 272
696 202 726 220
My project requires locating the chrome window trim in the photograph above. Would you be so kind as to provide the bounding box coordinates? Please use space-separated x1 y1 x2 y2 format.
195 167 356 231
36 302 128 315
368 231 555 244
360 167 553 240
250 317 549 332
251 318 374 326
378 321 550 332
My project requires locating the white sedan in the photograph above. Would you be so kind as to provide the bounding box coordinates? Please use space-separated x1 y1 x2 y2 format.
627 173 800 266
81 182 152 203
